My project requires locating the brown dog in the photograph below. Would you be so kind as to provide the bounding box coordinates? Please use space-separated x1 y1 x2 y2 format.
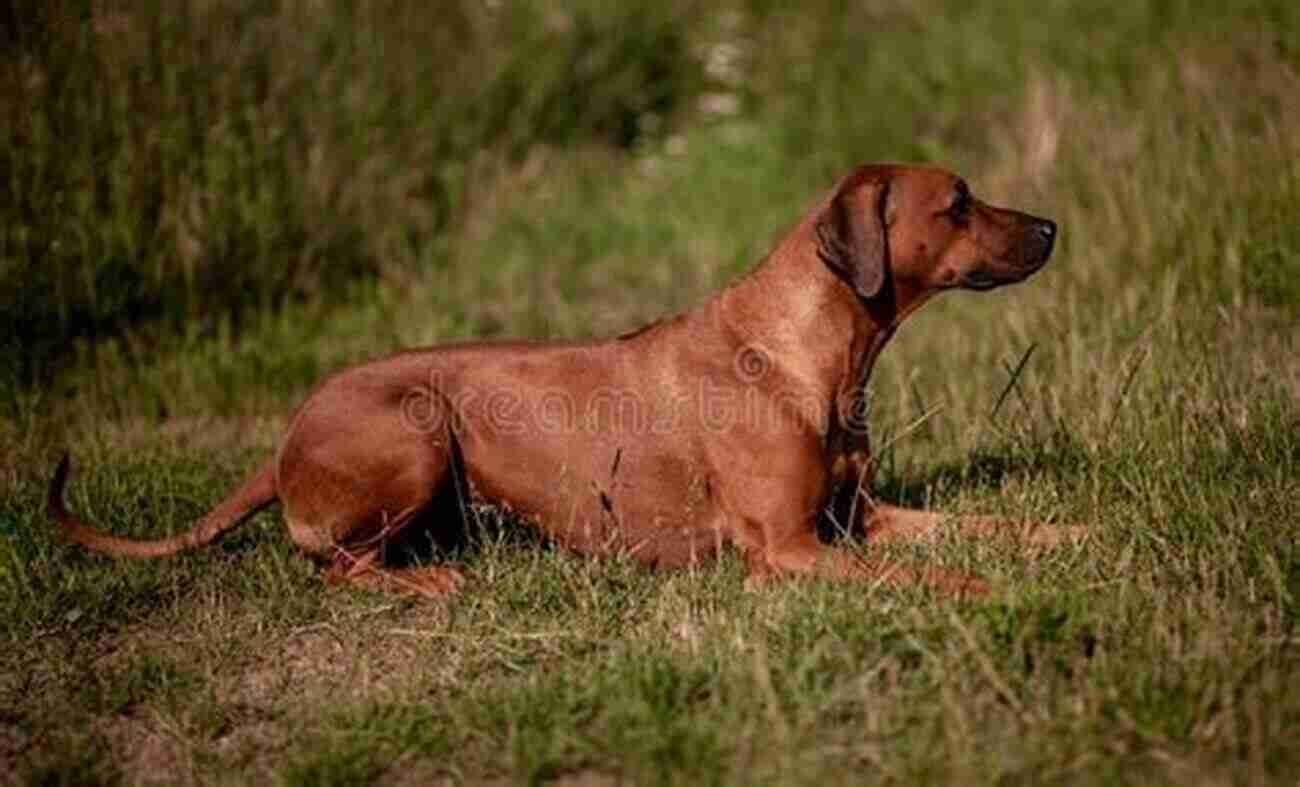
49 163 1069 596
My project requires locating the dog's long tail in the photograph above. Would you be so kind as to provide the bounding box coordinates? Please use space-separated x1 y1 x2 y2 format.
47 454 278 558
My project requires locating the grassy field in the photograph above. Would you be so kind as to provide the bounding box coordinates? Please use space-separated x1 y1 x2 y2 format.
2 1 1299 784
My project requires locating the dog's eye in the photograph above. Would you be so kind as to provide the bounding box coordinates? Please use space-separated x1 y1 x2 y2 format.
947 183 971 222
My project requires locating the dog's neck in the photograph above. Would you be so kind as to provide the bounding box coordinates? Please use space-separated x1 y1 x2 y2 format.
706 214 937 430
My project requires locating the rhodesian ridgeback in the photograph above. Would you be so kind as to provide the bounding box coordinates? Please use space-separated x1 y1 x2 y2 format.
49 163 1071 596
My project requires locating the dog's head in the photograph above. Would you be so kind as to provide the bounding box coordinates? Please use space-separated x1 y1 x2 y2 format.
815 164 1056 301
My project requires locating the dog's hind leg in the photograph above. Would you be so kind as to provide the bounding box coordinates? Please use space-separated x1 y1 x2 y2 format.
278 408 468 596
324 541 466 598
300 489 473 598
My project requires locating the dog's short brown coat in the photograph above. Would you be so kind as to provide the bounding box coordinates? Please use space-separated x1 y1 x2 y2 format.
49 163 1072 596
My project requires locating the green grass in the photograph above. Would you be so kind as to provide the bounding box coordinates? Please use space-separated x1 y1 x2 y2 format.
2 1 1299 784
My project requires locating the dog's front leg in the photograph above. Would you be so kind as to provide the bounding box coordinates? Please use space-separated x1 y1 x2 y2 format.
747 528 989 596
825 427 1083 548
824 417 876 538
865 504 1086 547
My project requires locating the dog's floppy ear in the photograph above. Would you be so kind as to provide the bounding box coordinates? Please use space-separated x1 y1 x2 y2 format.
815 174 892 300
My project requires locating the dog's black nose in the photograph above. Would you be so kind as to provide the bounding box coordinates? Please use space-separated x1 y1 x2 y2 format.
1031 219 1057 260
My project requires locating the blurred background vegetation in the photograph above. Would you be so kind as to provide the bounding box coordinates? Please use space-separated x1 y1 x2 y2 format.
0 0 705 393
1 0 1297 443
